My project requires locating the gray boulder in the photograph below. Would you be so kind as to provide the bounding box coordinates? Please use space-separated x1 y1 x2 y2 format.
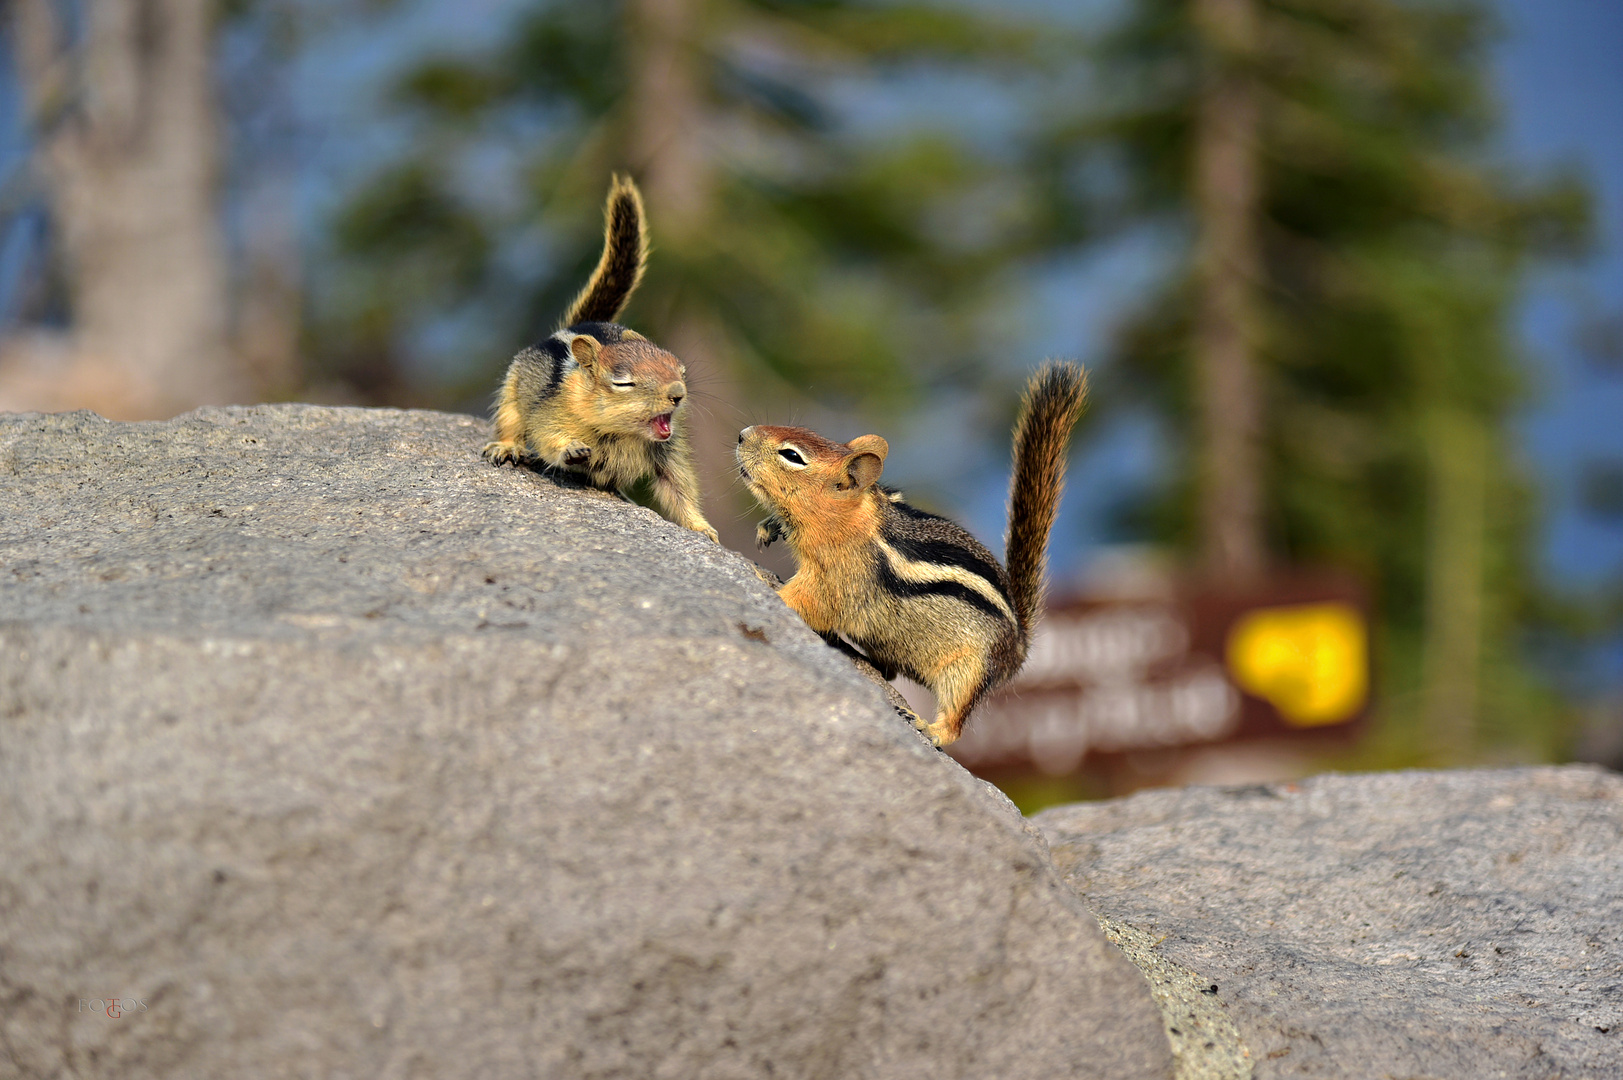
0 405 1172 1080
1036 767 1623 1080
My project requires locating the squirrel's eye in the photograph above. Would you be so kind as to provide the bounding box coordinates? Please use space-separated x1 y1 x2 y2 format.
778 447 807 468
610 380 634 391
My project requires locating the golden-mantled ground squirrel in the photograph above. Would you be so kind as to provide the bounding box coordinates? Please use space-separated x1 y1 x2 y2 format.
483 176 718 542
738 362 1088 746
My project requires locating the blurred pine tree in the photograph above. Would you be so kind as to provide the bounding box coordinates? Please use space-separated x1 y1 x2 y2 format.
1032 0 1589 763
310 0 1042 552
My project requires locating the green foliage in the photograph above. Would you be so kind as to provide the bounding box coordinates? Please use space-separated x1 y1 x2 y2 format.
1041 0 1589 762
310 0 1042 414
334 164 490 292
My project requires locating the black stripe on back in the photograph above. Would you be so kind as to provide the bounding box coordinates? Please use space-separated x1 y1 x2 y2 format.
879 501 1013 605
539 335 573 395
874 546 1010 623
884 532 1010 600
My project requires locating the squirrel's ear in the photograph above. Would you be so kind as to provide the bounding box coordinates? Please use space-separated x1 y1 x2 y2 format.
839 449 886 493
846 434 889 463
569 335 601 369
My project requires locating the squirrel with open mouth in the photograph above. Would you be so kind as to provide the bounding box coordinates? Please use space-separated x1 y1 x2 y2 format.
485 175 1084 749
482 176 718 543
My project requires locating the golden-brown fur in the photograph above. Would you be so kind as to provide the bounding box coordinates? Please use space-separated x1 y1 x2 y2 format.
737 361 1087 745
482 177 717 542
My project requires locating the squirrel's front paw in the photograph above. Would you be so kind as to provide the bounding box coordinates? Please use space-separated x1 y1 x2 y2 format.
755 517 783 549
561 441 592 467
482 440 527 466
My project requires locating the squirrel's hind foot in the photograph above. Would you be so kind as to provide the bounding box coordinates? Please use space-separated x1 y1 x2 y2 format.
874 678 933 745
840 647 937 746
913 715 947 748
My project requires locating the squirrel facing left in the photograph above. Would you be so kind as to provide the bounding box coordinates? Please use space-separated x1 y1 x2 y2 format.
737 362 1088 746
483 176 718 543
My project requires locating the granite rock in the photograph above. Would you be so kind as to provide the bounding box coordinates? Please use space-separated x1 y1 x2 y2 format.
0 405 1172 1080
1036 767 1623 1080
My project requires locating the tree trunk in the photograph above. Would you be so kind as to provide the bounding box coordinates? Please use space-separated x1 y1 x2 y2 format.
1191 0 1266 582
1 0 243 419
624 0 768 558
626 0 709 239
236 182 304 401
1421 406 1486 759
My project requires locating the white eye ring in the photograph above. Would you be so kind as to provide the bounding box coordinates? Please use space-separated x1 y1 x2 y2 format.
609 380 635 392
777 446 808 469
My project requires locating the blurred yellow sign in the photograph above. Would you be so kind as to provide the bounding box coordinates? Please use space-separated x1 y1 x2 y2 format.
1225 602 1367 727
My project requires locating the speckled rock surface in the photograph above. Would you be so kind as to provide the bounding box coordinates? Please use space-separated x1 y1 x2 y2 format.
1036 767 1623 1080
0 405 1170 1080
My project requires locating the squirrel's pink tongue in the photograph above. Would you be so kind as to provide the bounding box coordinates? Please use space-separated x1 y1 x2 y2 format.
651 414 672 439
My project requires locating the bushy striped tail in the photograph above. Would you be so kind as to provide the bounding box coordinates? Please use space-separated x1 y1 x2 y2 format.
1005 361 1088 635
562 174 648 327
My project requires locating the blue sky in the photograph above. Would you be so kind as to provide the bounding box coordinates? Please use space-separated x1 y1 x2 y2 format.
1494 0 1623 591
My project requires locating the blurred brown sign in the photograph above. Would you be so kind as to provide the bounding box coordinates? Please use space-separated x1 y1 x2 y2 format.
948 577 1369 775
